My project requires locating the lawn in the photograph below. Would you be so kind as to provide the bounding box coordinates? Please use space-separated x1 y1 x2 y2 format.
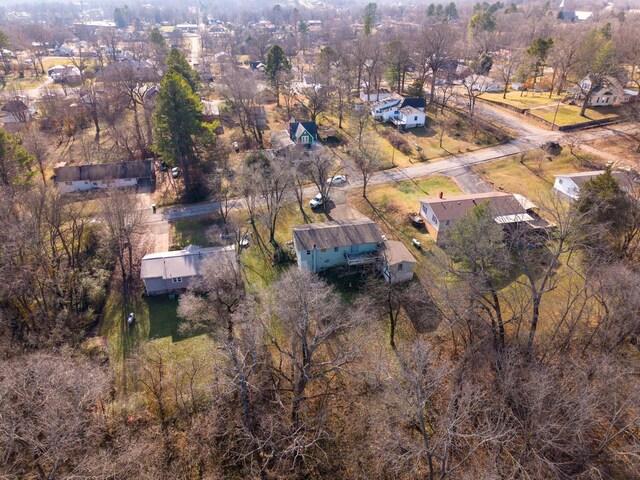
350 175 462 274
319 106 507 170
481 91 564 110
472 146 604 201
99 288 212 392
527 104 620 127
171 216 219 249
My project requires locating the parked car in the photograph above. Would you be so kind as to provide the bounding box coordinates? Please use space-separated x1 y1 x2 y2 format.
239 232 250 248
412 238 422 249
310 193 324 209
171 167 180 178
233 141 240 153
326 174 347 186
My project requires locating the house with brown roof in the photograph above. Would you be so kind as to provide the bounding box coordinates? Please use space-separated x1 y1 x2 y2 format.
419 192 536 243
381 240 416 283
54 160 154 193
141 245 235 295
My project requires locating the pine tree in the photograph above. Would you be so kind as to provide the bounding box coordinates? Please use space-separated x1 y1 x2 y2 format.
165 48 199 93
265 45 291 107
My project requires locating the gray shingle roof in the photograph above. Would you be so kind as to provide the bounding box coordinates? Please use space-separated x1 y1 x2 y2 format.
293 218 384 251
421 192 526 223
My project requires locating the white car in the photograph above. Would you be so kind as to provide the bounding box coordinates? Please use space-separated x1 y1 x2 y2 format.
309 193 324 209
171 167 180 178
326 174 347 186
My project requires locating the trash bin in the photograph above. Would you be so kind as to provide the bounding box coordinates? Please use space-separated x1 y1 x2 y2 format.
151 204 157 214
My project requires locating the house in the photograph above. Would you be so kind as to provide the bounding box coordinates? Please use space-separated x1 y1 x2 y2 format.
392 106 427 130
54 159 154 193
360 88 392 103
270 130 295 153
249 61 266 71
289 121 318 144
553 170 629 200
0 98 35 123
293 218 384 272
463 74 505 93
141 245 235 295
370 95 427 129
571 76 629 106
48 65 82 84
381 240 416 283
419 192 538 243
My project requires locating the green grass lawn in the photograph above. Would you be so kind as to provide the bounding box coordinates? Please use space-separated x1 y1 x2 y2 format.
171 216 219 249
527 104 620 126
472 147 604 201
481 91 564 109
99 288 211 391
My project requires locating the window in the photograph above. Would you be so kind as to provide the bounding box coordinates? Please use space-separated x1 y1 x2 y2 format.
320 248 327 253
306 250 311 255
172 277 183 283
65 181 72 185
558 179 563 184
445 220 450 227
432 214 438 225
84 181 89 184
334 247 339 252
414 116 418 121
398 263 403 271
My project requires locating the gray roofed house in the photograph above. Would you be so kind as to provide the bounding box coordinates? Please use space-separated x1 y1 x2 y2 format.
553 170 631 200
419 192 536 242
141 245 235 295
293 218 385 272
270 129 295 153
54 159 154 193
381 240 416 283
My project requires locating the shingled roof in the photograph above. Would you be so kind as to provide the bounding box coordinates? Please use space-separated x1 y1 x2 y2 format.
293 218 384 251
54 160 153 183
421 192 526 223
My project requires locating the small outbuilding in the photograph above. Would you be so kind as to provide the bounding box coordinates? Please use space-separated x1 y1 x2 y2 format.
381 240 416 283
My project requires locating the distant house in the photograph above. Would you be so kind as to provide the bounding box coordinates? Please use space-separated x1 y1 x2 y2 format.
419 192 539 243
249 61 266 71
571 76 630 106
360 88 392 103
381 240 416 283
48 65 82 84
553 170 629 200
370 95 427 129
141 245 235 295
289 121 318 144
293 218 384 272
54 160 154 193
463 74 505 93
0 98 35 123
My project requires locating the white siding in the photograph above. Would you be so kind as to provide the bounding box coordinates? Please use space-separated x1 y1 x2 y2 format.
553 177 581 200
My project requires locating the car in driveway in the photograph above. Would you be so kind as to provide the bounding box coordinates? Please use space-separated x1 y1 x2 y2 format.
326 174 347 186
310 193 324 209
171 167 180 178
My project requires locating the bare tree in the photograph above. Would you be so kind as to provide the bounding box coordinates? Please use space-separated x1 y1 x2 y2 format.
354 137 382 198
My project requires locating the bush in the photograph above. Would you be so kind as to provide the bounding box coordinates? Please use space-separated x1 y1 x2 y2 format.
380 129 412 155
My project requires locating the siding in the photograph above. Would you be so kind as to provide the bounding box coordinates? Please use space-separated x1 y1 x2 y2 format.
58 177 138 194
296 242 378 272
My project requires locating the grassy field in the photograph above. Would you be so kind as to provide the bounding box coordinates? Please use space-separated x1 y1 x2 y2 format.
472 147 604 201
481 91 564 109
171 216 219 248
527 104 620 126
319 106 507 169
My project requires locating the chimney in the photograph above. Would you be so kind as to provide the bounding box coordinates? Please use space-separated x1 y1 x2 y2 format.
438 191 443 199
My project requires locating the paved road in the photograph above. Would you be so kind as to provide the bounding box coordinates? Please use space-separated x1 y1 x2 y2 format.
150 104 638 224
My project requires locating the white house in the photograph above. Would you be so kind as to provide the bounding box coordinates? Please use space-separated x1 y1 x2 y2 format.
0 98 35 123
419 192 537 243
392 106 427 129
463 74 505 93
360 88 393 103
54 160 154 193
553 170 629 200
381 240 416 283
572 76 630 107
371 95 427 129
141 245 235 295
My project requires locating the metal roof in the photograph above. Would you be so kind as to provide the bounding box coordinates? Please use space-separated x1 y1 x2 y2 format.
54 160 153 183
141 245 235 280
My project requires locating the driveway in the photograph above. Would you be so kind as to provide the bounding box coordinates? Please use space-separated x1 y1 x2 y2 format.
442 166 494 194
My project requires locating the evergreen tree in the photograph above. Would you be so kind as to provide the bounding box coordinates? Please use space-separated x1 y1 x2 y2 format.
444 2 458 19
153 72 208 192
165 48 199 93
363 2 377 35
0 129 34 186
265 45 291 107
149 28 166 48
427 4 436 16
113 7 128 28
